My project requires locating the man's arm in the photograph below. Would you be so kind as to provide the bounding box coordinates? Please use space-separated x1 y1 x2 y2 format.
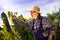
42 17 56 40
47 18 56 36
14 18 30 27
11 15 31 28
46 17 56 40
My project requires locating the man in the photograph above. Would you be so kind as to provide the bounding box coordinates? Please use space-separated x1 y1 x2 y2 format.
12 6 56 40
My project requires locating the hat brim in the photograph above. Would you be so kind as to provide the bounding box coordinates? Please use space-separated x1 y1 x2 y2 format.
29 10 41 14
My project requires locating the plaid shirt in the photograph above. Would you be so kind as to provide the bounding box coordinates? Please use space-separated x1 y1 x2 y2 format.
15 16 56 37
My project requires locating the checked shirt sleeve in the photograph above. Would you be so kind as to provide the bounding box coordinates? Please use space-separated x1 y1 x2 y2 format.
44 17 56 36
14 18 33 28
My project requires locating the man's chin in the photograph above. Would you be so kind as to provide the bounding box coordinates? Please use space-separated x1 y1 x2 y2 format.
33 18 37 20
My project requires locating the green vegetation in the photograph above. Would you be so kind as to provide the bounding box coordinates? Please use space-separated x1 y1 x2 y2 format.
0 11 34 40
47 9 60 40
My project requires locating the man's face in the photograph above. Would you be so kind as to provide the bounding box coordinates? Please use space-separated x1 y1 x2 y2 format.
30 11 39 19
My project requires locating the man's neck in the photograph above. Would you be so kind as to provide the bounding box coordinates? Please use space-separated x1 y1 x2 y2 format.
35 17 40 22
33 14 41 21
36 15 41 20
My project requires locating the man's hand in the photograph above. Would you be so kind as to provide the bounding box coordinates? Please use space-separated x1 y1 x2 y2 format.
11 15 17 20
48 35 52 40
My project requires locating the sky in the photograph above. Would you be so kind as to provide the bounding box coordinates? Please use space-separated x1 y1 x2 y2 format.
0 0 60 27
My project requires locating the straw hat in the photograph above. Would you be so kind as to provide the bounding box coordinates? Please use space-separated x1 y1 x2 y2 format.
29 6 41 14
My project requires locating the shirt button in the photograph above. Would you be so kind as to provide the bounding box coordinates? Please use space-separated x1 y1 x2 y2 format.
34 26 36 29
